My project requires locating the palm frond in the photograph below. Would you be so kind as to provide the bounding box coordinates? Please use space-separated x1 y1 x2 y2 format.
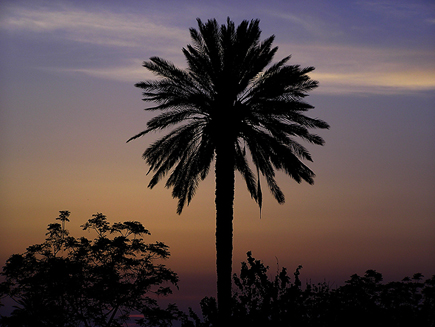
234 141 259 203
167 131 215 213
146 109 205 132
144 122 202 187
129 18 328 214
126 128 152 143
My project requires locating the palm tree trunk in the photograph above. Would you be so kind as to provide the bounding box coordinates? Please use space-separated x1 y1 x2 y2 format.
215 143 235 325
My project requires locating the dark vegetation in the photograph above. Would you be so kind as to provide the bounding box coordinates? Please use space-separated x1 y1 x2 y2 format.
183 252 435 327
128 17 329 323
0 211 180 327
1 212 434 326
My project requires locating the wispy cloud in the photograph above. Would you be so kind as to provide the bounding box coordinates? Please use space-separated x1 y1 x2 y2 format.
0 3 187 49
55 49 435 94
356 0 435 19
265 10 342 40
311 70 435 95
48 59 155 83
2 2 433 95
279 44 435 95
37 41 435 94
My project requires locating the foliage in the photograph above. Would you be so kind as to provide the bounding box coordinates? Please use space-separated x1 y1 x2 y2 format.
128 17 329 214
183 252 435 327
128 17 329 323
0 211 180 327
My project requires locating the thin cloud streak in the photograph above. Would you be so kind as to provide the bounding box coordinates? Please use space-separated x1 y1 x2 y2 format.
2 2 434 95
356 0 435 20
265 10 342 40
39 42 435 94
50 59 155 83
280 44 435 95
311 71 435 95
1 3 187 48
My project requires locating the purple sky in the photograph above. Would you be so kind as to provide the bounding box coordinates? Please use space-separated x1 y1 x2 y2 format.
1 0 435 314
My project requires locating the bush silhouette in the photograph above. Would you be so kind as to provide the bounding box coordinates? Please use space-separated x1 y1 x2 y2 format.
0 211 180 327
182 252 435 327
2 214 434 327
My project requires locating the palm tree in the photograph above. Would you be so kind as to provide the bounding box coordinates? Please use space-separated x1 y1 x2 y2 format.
128 18 329 324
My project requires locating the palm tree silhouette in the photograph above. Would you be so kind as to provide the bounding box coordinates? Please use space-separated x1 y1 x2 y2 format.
128 18 329 324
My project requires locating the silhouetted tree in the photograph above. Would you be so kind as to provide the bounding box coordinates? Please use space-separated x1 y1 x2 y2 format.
182 252 435 327
0 211 180 327
128 18 328 325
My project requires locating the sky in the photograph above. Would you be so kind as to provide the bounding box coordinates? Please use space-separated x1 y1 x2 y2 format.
1 0 435 315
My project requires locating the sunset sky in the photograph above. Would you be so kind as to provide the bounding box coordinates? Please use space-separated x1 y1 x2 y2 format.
1 0 434 313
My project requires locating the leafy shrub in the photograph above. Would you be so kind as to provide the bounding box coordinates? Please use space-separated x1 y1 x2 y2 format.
0 211 181 327
183 252 435 327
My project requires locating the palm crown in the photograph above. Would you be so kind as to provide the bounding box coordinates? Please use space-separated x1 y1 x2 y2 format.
128 18 329 214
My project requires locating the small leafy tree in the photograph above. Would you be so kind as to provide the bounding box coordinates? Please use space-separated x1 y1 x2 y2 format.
0 211 180 327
